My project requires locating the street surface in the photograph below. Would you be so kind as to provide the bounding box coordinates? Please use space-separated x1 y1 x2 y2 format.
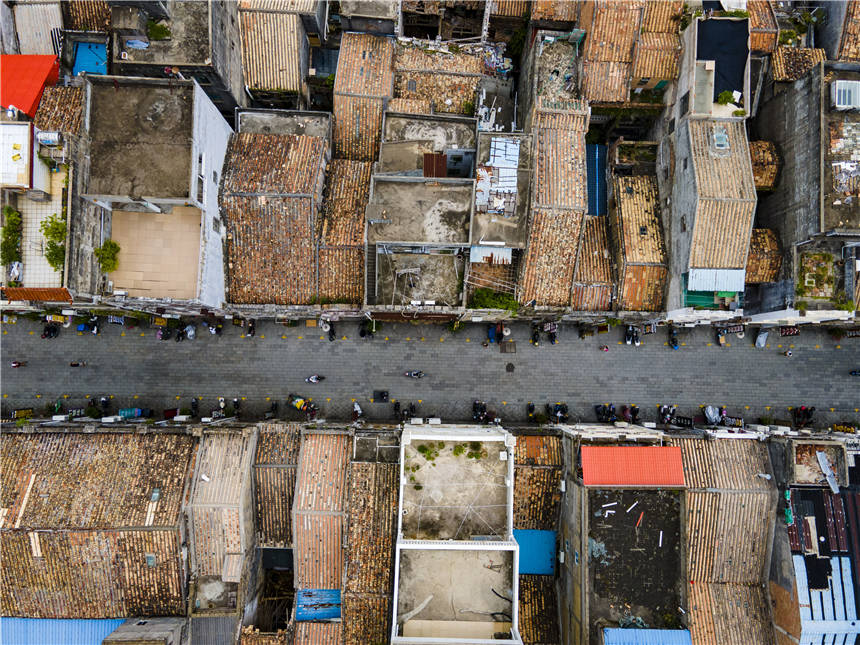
2 318 858 426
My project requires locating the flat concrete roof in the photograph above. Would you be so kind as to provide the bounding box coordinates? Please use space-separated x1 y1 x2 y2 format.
823 70 860 231
366 178 472 244
237 109 331 140
113 1 209 65
86 80 193 199
376 251 464 307
472 132 530 248
383 113 477 150
340 0 398 19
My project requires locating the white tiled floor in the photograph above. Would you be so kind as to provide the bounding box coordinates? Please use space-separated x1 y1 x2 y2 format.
18 170 66 288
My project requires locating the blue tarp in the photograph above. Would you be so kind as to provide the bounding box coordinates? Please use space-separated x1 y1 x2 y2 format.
73 42 107 76
586 144 607 216
295 589 342 621
0 618 125 645
513 529 556 575
603 628 693 645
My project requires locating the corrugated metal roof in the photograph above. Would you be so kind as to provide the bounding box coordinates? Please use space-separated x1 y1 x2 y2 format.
239 0 317 13
295 588 342 621
292 621 342 645
513 529 556 575
13 2 62 55
586 144 607 215
470 246 513 265
191 616 238 645
581 446 685 487
603 628 693 645
0 618 126 645
240 10 303 93
687 268 746 292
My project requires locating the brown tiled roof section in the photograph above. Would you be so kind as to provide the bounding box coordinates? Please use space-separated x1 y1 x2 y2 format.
33 87 84 136
514 467 561 530
519 209 582 306
343 593 389 645
531 0 578 21
690 198 755 269
514 435 562 466
388 97 431 114
749 140 780 189
583 1 643 62
641 0 683 32
745 229 781 284
321 159 372 246
491 0 530 17
570 283 613 311
632 32 680 80
222 133 325 194
688 583 775 645
318 247 364 303
394 72 480 114
334 33 395 97
292 622 342 645
533 112 588 210
63 0 110 32
749 0 778 53
1 286 73 303
574 215 612 284
402 0 443 15
293 513 343 588
295 433 349 512
771 47 826 82
238 0 317 12
1 528 184 617
617 264 666 311
254 424 301 548
519 575 561 644
345 462 398 594
333 95 385 161
255 423 302 465
580 61 630 103
1 433 192 529
689 120 756 200
613 176 666 265
395 43 484 74
839 0 860 61
667 438 773 491
222 195 316 305
240 11 303 93
239 627 289 645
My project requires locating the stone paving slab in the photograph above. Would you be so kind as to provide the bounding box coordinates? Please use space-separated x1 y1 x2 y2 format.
1 318 858 427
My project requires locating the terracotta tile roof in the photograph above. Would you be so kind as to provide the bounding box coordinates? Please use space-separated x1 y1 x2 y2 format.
514 435 563 467
395 42 484 74
519 208 582 306
63 0 110 32
294 513 343 588
748 0 778 53
238 0 317 12
514 466 561 531
333 95 385 161
321 160 372 246
33 87 84 135
574 215 612 285
1 432 193 529
687 583 774 645
632 32 680 80
222 195 317 305
531 0 578 22
239 627 289 645
343 593 390 645
838 0 860 61
749 140 780 189
388 97 431 113
394 71 480 114
580 60 631 103
222 133 326 195
334 33 395 97
771 46 826 82
491 0 530 17
318 247 364 303
239 10 304 93
295 433 349 513
0 286 73 303
583 1 643 63
667 438 773 492
533 111 588 210
690 198 755 270
293 622 342 644
254 424 301 548
617 264 666 311
641 0 683 32
1 528 185 618
569 283 613 311
612 176 666 266
519 575 561 644
402 0 443 14
581 446 685 487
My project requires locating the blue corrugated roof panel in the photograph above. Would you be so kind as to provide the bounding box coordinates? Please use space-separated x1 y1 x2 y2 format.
295 589 342 621
603 628 693 645
0 618 125 645
513 529 556 575
586 144 607 216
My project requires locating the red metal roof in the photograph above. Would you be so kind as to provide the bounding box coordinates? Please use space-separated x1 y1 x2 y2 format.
1 55 59 118
2 287 72 303
581 446 685 487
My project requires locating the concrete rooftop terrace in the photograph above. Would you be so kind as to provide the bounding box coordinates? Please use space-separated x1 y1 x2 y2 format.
86 80 193 199
113 1 209 65
237 109 332 140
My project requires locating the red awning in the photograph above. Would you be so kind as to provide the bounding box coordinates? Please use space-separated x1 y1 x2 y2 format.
2 287 72 303
1 55 59 118
581 446 685 487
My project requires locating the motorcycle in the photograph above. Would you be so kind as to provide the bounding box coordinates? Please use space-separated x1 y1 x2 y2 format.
328 323 336 342
547 403 569 423
305 375 325 383
404 370 425 379
359 319 374 339
487 324 497 345
703 405 722 426
851 370 860 376
621 405 633 423
183 324 196 340
156 327 172 341
208 322 223 336
669 326 679 350
527 402 535 422
191 397 200 417
659 404 677 425
716 328 727 347
473 400 488 423
77 316 99 335
630 404 640 424
403 402 417 423
625 326 634 345
175 329 186 342
289 394 318 420
41 324 60 339
247 319 256 337
793 406 815 429
232 398 242 418
352 401 364 422
633 327 641 347
265 400 279 420
531 324 541 347
393 401 401 420
99 396 110 414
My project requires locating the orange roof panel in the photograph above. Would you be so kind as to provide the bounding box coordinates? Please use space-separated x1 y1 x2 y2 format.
581 446 685 487
0 55 59 117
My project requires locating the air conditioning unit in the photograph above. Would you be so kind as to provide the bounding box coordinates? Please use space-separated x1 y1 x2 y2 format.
831 80 860 110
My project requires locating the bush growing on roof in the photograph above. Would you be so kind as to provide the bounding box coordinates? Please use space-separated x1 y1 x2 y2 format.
468 288 519 313
147 19 171 40
94 239 121 273
1 206 23 265
717 90 735 105
40 213 66 272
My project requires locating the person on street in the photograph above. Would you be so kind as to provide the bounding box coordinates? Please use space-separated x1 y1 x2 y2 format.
599 345 609 352
784 350 793 357
10 361 26 368
70 361 87 367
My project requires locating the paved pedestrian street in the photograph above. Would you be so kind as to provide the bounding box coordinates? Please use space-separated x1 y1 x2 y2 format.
2 318 858 426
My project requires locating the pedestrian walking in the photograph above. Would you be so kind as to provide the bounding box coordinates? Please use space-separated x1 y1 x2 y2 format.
599 345 609 352
10 360 27 368
70 361 87 367
783 350 793 357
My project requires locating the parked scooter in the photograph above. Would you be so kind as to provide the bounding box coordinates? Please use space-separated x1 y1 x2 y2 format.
247 319 256 337
669 326 679 350
328 322 336 342
265 400 279 420
393 401 401 420
630 404 640 424
625 326 634 345
289 394 318 420
621 405 633 423
531 323 541 347
404 370 425 379
792 406 815 429
99 396 111 414
473 400 488 423
305 375 325 383
156 327 172 341
208 322 223 336
703 405 722 426
232 398 241 418
359 319 374 339
659 404 677 425
190 397 200 417
527 402 536 422
77 316 99 335
851 370 860 376
352 401 364 422
547 402 569 423
716 328 727 347
41 323 60 339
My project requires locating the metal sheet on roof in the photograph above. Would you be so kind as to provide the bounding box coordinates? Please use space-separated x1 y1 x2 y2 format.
687 268 745 292
793 553 858 637
13 2 62 55
470 246 512 264
586 144 607 215
581 446 685 487
295 588 342 621
190 616 237 645
513 529 556 575
0 618 125 645
603 628 693 645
